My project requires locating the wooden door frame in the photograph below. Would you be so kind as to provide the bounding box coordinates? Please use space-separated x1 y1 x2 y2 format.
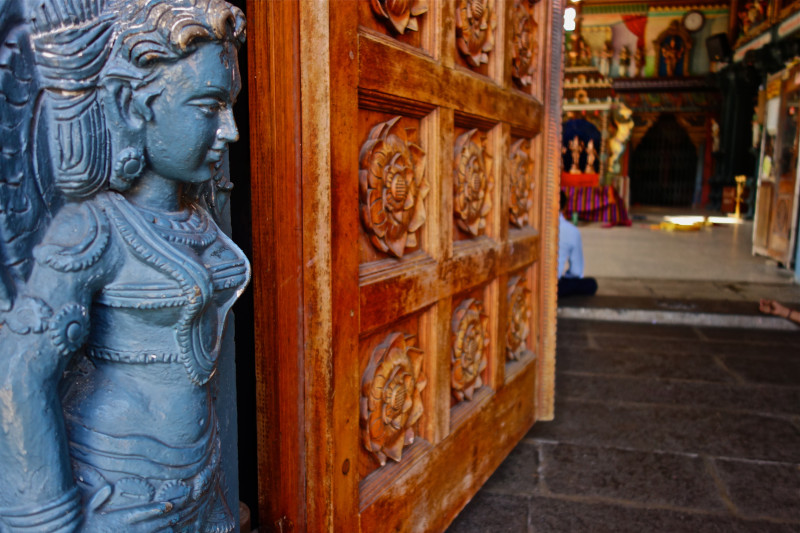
246 2 307 530
246 1 564 530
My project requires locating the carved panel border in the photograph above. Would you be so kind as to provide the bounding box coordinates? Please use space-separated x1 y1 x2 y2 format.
360 32 543 134
359 231 539 335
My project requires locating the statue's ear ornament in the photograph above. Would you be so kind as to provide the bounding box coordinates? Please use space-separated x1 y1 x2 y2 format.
111 147 146 189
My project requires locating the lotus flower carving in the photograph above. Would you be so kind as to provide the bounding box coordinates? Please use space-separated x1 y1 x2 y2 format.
454 129 493 237
451 298 489 402
456 0 497 67
370 0 429 34
506 276 531 361
511 0 538 88
361 332 427 466
508 138 534 228
360 117 430 258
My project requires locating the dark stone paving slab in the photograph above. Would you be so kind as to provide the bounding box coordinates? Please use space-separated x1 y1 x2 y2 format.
447 319 800 532
446 492 530 533
557 348 737 383
560 295 766 316
713 458 800 521
561 330 800 360
528 399 800 464
561 320 702 340
680 341 800 360
557 373 800 416
539 443 723 511
524 497 799 533
482 441 540 495
698 326 800 344
718 355 800 386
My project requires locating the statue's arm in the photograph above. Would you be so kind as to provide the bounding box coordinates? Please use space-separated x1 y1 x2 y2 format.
0 202 113 529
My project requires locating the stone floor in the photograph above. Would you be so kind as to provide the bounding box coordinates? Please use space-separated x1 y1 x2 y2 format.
582 213 796 284
447 319 800 533
447 209 800 532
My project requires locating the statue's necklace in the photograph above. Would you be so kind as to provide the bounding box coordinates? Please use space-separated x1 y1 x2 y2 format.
133 203 217 250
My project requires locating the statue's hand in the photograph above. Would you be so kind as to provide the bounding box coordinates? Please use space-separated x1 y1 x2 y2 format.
82 485 179 533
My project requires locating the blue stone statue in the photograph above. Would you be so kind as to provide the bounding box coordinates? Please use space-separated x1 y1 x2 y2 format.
0 0 250 530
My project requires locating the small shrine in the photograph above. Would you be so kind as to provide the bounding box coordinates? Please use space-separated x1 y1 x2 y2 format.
561 1 727 225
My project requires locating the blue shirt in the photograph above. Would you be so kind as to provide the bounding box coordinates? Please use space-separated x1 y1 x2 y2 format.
558 213 584 278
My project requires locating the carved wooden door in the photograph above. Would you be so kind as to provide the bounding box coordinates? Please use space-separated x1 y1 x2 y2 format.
768 65 800 264
246 1 562 531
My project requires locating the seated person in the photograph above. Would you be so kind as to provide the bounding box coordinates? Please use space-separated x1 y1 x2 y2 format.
558 191 598 298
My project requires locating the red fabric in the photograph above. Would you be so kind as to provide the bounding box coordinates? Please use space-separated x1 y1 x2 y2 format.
561 172 600 187
561 185 631 226
622 15 647 48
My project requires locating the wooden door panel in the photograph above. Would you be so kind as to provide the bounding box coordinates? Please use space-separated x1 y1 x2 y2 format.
768 179 796 258
768 65 800 264
247 0 561 530
753 181 773 254
351 0 554 530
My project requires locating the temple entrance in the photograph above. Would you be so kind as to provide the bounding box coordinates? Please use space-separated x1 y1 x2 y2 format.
630 113 698 207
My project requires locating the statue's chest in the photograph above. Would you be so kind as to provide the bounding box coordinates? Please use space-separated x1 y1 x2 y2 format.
94 194 250 384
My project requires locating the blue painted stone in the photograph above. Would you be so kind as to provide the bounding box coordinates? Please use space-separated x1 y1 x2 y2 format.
0 1 249 531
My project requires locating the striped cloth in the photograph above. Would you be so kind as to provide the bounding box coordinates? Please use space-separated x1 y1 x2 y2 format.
561 185 631 226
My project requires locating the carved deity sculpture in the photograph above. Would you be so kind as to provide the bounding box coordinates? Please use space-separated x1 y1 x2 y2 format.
618 46 631 78
739 0 766 36
608 103 634 175
0 1 250 531
568 135 584 174
661 37 684 77
633 46 645 78
598 40 613 77
584 139 597 174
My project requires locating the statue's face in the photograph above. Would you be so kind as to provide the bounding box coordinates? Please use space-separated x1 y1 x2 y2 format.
143 41 240 185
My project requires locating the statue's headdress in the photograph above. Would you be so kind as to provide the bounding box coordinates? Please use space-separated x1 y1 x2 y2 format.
29 0 245 198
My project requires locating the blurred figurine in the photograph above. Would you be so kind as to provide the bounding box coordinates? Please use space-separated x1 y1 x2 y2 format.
580 40 593 66
599 41 613 77
739 0 766 36
633 46 645 77
608 103 634 174
584 139 597 174
618 46 631 77
711 118 721 153
662 37 684 76
568 135 584 174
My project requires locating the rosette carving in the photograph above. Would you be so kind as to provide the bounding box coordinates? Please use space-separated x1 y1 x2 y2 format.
454 129 493 236
456 0 497 67
511 0 538 88
506 276 531 361
370 0 429 34
451 298 489 402
508 138 533 228
360 332 427 466
360 117 430 258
